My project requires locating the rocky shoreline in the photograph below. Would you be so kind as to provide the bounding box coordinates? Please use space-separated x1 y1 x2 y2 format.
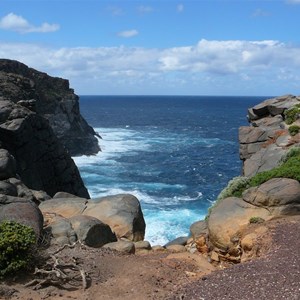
0 60 299 299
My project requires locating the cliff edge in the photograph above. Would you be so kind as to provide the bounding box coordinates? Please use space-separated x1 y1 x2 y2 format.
0 59 100 156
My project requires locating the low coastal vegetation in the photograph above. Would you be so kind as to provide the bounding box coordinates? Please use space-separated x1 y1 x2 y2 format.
207 146 300 217
284 103 300 124
288 124 300 136
0 221 36 277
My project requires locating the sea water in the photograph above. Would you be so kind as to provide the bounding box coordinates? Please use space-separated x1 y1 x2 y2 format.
73 95 267 245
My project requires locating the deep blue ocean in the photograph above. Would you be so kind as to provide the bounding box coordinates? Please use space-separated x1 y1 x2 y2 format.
73 95 267 245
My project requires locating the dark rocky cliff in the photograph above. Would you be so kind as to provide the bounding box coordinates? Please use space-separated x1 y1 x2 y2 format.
0 99 89 198
0 59 100 156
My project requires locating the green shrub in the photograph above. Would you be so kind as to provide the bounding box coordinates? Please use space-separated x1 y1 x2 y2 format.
0 221 36 278
279 145 300 164
288 125 300 136
249 217 265 224
217 176 250 201
284 104 300 125
249 154 300 187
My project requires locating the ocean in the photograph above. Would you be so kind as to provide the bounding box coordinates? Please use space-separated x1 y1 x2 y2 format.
73 95 267 245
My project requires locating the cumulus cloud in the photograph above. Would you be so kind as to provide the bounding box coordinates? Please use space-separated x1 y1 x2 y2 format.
117 29 139 38
0 12 59 33
1 39 300 95
177 4 184 12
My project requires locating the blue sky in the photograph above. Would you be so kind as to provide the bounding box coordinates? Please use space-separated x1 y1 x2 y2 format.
1 0 300 95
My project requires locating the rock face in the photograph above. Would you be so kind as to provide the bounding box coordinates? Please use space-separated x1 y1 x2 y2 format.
206 95 300 260
239 94 300 175
0 59 100 156
0 100 89 198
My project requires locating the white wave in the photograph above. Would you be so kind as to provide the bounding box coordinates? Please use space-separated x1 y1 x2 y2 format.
144 208 206 245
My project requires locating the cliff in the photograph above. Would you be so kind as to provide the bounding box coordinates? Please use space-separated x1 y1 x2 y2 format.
0 99 89 198
0 59 100 156
198 94 300 263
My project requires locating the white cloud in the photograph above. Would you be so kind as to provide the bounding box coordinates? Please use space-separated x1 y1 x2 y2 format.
107 6 124 16
138 6 153 14
0 12 59 33
252 8 270 17
1 39 300 95
117 29 139 38
177 4 184 12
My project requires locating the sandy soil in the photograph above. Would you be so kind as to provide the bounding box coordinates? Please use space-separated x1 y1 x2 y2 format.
0 215 299 300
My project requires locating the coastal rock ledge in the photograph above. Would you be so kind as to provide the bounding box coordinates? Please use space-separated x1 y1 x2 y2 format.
0 59 100 156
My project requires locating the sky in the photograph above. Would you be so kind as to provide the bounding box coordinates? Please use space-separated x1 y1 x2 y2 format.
1 0 300 96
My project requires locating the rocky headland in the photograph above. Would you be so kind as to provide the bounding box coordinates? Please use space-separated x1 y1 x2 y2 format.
0 59 100 156
0 61 299 300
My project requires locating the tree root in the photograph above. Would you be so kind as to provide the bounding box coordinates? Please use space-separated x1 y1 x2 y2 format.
25 242 89 290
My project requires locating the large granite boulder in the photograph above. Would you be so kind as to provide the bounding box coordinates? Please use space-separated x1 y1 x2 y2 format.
0 101 89 198
83 194 146 241
208 197 270 251
39 194 146 242
0 59 100 156
69 215 117 247
0 195 44 238
243 178 300 215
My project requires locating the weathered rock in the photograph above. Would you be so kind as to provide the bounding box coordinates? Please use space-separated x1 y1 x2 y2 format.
0 59 100 156
251 95 299 118
0 181 17 196
83 194 146 241
208 197 270 251
239 126 269 144
47 215 77 246
241 233 257 252
69 215 117 247
243 144 286 177
39 194 145 242
252 115 284 130
39 198 88 218
53 191 85 199
0 198 43 238
243 178 300 215
0 149 16 180
164 236 189 247
134 240 151 250
103 240 135 254
189 220 208 239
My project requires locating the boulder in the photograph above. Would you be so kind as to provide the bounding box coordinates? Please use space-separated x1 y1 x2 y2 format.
164 236 189 247
134 240 151 250
47 215 77 246
39 198 88 218
103 240 135 254
0 181 18 196
243 178 300 215
208 197 270 251
69 215 117 247
0 149 16 180
189 220 208 239
0 197 43 238
83 194 146 241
